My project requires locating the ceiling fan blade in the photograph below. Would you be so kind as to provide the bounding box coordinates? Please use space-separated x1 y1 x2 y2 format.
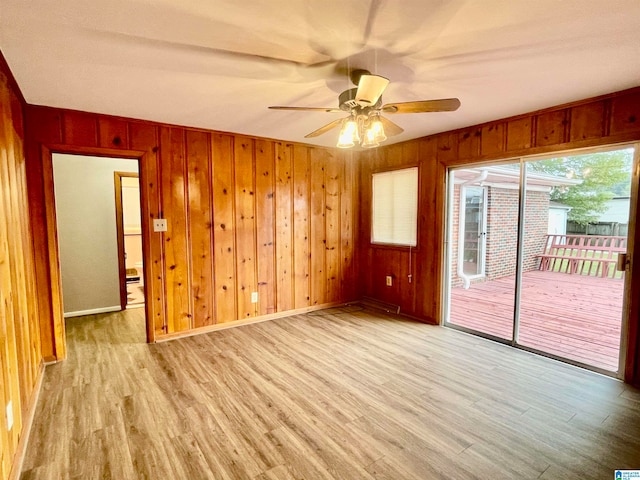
382 98 461 114
379 116 404 137
304 118 346 138
355 74 389 107
269 106 343 112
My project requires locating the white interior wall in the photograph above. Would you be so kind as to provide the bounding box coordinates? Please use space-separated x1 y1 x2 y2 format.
53 153 139 316
121 177 143 271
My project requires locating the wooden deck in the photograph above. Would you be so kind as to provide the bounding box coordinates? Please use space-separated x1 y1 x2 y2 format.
449 270 624 372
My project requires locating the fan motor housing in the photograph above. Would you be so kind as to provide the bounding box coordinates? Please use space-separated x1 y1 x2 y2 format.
338 88 382 112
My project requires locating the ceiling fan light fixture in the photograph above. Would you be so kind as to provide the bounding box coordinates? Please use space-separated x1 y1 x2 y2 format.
337 117 359 148
369 116 387 143
361 126 380 148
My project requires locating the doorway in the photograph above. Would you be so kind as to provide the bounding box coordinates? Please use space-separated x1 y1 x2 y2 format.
114 172 145 309
52 153 146 342
445 146 636 376
459 185 487 278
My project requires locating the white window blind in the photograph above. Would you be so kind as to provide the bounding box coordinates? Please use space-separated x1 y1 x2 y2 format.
372 167 418 246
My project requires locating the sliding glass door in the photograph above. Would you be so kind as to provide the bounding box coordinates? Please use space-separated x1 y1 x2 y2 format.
446 164 520 341
444 146 636 375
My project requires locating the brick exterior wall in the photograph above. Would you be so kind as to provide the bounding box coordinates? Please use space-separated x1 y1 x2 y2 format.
450 185 550 288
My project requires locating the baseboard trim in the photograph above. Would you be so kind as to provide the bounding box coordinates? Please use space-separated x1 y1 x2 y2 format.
63 305 121 318
8 360 45 480
156 301 348 343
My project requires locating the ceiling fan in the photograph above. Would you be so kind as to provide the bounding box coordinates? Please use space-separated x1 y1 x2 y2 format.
268 69 460 148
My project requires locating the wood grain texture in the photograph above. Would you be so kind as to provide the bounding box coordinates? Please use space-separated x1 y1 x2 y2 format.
0 62 43 480
570 101 606 142
62 111 97 147
20 307 640 479
234 138 257 319
186 130 214 328
325 151 341 303
212 134 237 323
481 122 505 156
339 151 357 302
536 110 568 147
275 142 294 312
292 145 310 309
98 117 129 150
457 127 481 160
255 140 276 316
159 127 191 333
310 148 327 306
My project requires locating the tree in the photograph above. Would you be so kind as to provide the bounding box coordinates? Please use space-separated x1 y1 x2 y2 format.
528 149 633 225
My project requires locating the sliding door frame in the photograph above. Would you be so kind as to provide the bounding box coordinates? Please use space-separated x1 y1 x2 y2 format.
444 142 639 379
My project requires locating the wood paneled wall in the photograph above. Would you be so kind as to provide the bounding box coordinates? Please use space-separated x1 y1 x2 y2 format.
358 86 640 384
23 106 359 359
0 60 43 480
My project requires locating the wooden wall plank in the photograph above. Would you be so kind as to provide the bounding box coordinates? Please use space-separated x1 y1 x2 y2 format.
570 101 606 142
98 118 130 150
437 132 458 163
159 127 191 332
358 151 374 299
506 117 532 151
15 152 41 386
535 110 568 147
610 90 640 135
325 151 341 303
415 137 438 319
292 145 310 309
481 123 505 156
457 128 481 160
234 138 257 319
186 130 215 328
255 140 276 315
0 183 21 477
1 128 32 411
340 151 356 301
275 142 293 312
25 106 62 144
310 148 326 306
63 111 98 146
211 134 237 323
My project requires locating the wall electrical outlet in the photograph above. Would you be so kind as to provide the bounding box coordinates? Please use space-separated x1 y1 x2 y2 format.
386 275 393 286
251 292 259 304
153 219 168 232
6 401 13 431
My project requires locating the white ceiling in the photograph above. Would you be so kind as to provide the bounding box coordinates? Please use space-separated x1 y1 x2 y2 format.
2 0 640 148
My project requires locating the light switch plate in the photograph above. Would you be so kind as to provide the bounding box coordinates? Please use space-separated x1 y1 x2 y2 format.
251 292 259 303
6 401 13 431
386 275 393 286
153 219 168 232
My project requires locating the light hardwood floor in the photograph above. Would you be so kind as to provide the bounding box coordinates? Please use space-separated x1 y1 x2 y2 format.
20 306 640 479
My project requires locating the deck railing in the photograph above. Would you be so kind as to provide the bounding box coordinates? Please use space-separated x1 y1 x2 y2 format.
536 234 627 278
